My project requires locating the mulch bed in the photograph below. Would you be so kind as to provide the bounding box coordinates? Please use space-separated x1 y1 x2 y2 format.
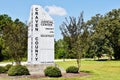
0 72 90 79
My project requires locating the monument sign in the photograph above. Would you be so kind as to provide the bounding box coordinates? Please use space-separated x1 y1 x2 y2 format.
28 5 54 64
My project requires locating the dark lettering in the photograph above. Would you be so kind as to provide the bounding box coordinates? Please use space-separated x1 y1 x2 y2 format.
35 24 38 27
35 57 38 61
35 16 38 19
45 28 54 30
35 28 38 31
35 8 38 11
35 53 38 56
35 45 38 49
35 50 38 52
35 12 38 15
35 19 38 23
35 41 38 44
41 20 53 26
41 34 54 37
35 37 38 40
50 31 54 33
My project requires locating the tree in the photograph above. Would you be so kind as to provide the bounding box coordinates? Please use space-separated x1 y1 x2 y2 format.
55 39 67 61
94 9 120 60
0 14 12 61
103 9 120 60
86 14 104 60
60 12 88 71
0 38 4 61
87 9 120 60
3 19 27 64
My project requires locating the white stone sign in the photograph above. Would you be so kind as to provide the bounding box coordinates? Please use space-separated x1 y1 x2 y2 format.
28 5 54 64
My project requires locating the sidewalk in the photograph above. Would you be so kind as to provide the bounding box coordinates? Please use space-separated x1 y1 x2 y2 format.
0 62 27 66
0 59 76 66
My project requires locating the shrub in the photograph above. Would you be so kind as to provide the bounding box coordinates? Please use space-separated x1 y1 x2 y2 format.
66 66 79 73
44 66 62 77
5 64 12 72
7 65 30 76
0 66 6 73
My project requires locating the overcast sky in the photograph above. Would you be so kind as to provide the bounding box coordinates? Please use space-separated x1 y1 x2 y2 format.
0 0 120 40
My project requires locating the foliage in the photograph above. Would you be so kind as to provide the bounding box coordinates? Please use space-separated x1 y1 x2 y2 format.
60 12 89 70
4 64 12 72
58 9 120 60
7 65 30 76
0 14 12 61
55 39 66 60
44 66 62 77
0 38 4 61
102 9 120 59
0 14 27 62
66 66 79 73
86 9 120 60
3 18 27 64
0 66 6 73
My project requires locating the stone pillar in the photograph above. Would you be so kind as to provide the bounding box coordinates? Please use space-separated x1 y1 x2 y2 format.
28 5 54 64
27 5 54 74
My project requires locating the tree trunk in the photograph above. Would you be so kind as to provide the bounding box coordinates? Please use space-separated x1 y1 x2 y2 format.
15 61 21 65
93 56 96 61
108 55 112 60
77 59 80 72
63 58 65 62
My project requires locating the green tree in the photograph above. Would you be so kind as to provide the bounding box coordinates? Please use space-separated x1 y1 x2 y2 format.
87 9 120 60
0 38 4 61
0 14 12 61
86 14 104 60
3 19 27 64
60 12 88 71
55 39 67 61
94 9 120 60
103 9 120 59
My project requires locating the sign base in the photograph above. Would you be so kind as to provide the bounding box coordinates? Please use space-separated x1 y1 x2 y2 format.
26 63 55 74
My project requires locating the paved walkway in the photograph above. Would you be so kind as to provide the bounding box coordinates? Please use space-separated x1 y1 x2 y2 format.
0 62 27 66
0 59 76 66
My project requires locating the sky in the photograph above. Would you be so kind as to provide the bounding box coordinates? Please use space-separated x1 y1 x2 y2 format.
0 0 120 40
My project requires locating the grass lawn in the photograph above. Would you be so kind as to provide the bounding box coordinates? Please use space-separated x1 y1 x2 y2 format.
52 59 120 80
0 59 120 80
